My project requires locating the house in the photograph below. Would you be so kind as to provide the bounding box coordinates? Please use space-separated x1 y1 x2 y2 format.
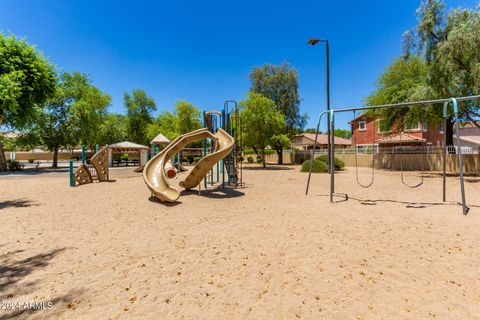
291 133 351 150
349 114 444 150
454 125 480 152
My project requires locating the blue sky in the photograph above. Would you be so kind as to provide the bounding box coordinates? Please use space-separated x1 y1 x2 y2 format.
1 0 478 129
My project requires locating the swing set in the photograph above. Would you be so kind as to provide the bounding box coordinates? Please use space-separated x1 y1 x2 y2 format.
305 95 480 215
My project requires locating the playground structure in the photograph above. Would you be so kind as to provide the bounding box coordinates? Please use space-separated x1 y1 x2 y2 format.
71 145 110 186
143 100 243 202
306 95 480 215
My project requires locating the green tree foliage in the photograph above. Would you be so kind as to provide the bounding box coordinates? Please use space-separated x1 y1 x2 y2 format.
365 56 435 129
147 111 177 141
367 0 480 145
97 113 127 145
147 100 202 142
249 62 307 163
331 129 352 139
239 92 288 167
175 100 202 134
125 89 156 145
31 72 110 167
0 33 56 170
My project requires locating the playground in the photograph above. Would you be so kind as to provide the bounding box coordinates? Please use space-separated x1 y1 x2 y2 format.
1 164 480 319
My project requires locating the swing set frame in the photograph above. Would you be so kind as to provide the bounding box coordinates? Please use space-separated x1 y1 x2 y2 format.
305 95 480 215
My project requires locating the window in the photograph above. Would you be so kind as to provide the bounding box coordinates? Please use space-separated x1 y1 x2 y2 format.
405 121 421 131
439 123 444 133
377 119 391 134
422 122 427 131
358 121 367 131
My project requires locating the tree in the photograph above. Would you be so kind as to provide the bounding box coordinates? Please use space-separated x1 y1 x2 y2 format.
175 100 202 134
249 62 307 164
0 33 56 170
97 113 127 145
147 111 177 142
331 129 352 139
125 89 156 145
365 56 436 130
239 92 288 167
31 72 110 167
366 1 480 148
304 128 321 134
146 100 202 143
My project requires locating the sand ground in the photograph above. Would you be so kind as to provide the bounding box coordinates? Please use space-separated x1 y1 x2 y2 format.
1 165 480 319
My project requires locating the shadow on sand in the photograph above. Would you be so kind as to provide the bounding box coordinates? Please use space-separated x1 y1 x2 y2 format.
243 165 293 171
313 193 480 209
148 196 182 206
181 186 245 199
0 247 83 319
0 199 40 210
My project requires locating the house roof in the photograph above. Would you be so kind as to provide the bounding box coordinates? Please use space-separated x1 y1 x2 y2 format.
454 135 480 146
150 133 171 145
375 132 426 144
294 133 352 145
0 131 22 139
348 113 371 124
109 141 149 149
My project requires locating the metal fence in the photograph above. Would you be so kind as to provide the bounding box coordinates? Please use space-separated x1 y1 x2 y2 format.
298 145 479 155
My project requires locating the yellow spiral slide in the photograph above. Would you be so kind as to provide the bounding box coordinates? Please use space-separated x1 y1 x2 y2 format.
143 127 234 202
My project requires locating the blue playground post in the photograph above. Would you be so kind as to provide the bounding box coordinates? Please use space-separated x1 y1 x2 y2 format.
227 112 231 185
203 111 207 189
81 145 86 164
95 144 99 153
69 160 74 187
221 110 225 188
177 153 181 173
150 144 155 159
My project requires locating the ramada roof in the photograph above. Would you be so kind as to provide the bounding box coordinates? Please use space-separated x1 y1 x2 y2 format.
295 133 352 145
375 132 426 144
150 133 170 145
109 141 149 149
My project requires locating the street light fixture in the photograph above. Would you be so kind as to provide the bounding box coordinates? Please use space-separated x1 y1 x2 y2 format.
307 38 331 161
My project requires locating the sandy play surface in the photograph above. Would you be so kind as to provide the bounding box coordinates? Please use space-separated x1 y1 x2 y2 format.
1 165 480 319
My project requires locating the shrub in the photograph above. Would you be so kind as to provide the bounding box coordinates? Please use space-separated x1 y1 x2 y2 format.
256 156 263 164
243 148 275 155
120 153 129 161
6 159 23 171
237 155 244 162
300 159 328 173
315 155 345 171
247 156 254 164
28 158 35 163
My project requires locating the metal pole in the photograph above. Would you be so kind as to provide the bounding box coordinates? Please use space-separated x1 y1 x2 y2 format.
326 40 331 162
442 116 448 202
95 144 99 153
81 145 85 164
69 160 74 187
203 111 207 189
177 153 181 173
330 110 335 202
449 98 469 215
221 110 225 188
150 144 155 159
306 110 329 195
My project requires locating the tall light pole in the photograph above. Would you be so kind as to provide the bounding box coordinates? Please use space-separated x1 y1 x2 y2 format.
307 38 331 154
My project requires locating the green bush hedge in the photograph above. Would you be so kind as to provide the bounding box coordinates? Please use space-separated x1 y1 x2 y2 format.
301 159 328 173
247 156 254 163
300 155 345 173
243 149 276 155
315 155 345 171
